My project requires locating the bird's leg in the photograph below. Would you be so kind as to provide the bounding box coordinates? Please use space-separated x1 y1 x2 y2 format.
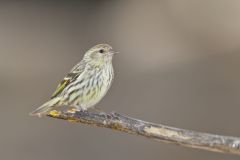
66 105 88 114
66 107 77 114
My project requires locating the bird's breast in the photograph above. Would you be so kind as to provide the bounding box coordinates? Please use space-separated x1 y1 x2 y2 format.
67 64 113 108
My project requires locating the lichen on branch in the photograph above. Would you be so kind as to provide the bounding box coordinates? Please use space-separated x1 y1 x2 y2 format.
47 110 240 156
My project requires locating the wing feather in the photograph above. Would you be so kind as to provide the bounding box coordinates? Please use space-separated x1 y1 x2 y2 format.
51 61 85 98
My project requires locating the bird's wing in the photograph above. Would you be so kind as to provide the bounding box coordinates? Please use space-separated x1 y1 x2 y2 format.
51 61 85 99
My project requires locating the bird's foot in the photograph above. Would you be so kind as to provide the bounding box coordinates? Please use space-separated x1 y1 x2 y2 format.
66 107 79 114
67 106 89 114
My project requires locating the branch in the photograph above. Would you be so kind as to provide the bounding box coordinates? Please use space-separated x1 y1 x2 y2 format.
48 110 240 156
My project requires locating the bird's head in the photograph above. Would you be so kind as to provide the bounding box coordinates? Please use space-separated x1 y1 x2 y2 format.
83 44 116 68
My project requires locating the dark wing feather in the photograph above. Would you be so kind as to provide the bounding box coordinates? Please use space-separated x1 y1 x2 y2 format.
51 61 85 99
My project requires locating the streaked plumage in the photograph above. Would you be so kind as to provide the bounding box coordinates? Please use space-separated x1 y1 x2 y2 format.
30 44 115 117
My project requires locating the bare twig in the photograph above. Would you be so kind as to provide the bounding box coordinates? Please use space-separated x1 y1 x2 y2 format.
48 110 240 156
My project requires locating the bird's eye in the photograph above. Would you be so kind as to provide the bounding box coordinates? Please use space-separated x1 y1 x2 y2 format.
99 49 104 53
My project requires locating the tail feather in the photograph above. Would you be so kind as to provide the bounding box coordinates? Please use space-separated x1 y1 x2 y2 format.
30 97 62 117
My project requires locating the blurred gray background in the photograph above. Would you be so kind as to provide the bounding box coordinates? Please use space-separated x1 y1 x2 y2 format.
1 0 240 159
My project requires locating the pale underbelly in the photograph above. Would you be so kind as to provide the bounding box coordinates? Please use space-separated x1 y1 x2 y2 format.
67 79 111 109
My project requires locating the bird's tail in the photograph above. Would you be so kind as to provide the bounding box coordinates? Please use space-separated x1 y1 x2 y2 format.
29 97 62 117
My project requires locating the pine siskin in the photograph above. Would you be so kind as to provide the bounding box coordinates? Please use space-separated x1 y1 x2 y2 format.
30 44 116 117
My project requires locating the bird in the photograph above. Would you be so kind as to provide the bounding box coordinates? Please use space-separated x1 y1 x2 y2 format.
30 44 116 117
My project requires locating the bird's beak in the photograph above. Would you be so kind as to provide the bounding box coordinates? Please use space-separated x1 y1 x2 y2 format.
109 50 118 55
